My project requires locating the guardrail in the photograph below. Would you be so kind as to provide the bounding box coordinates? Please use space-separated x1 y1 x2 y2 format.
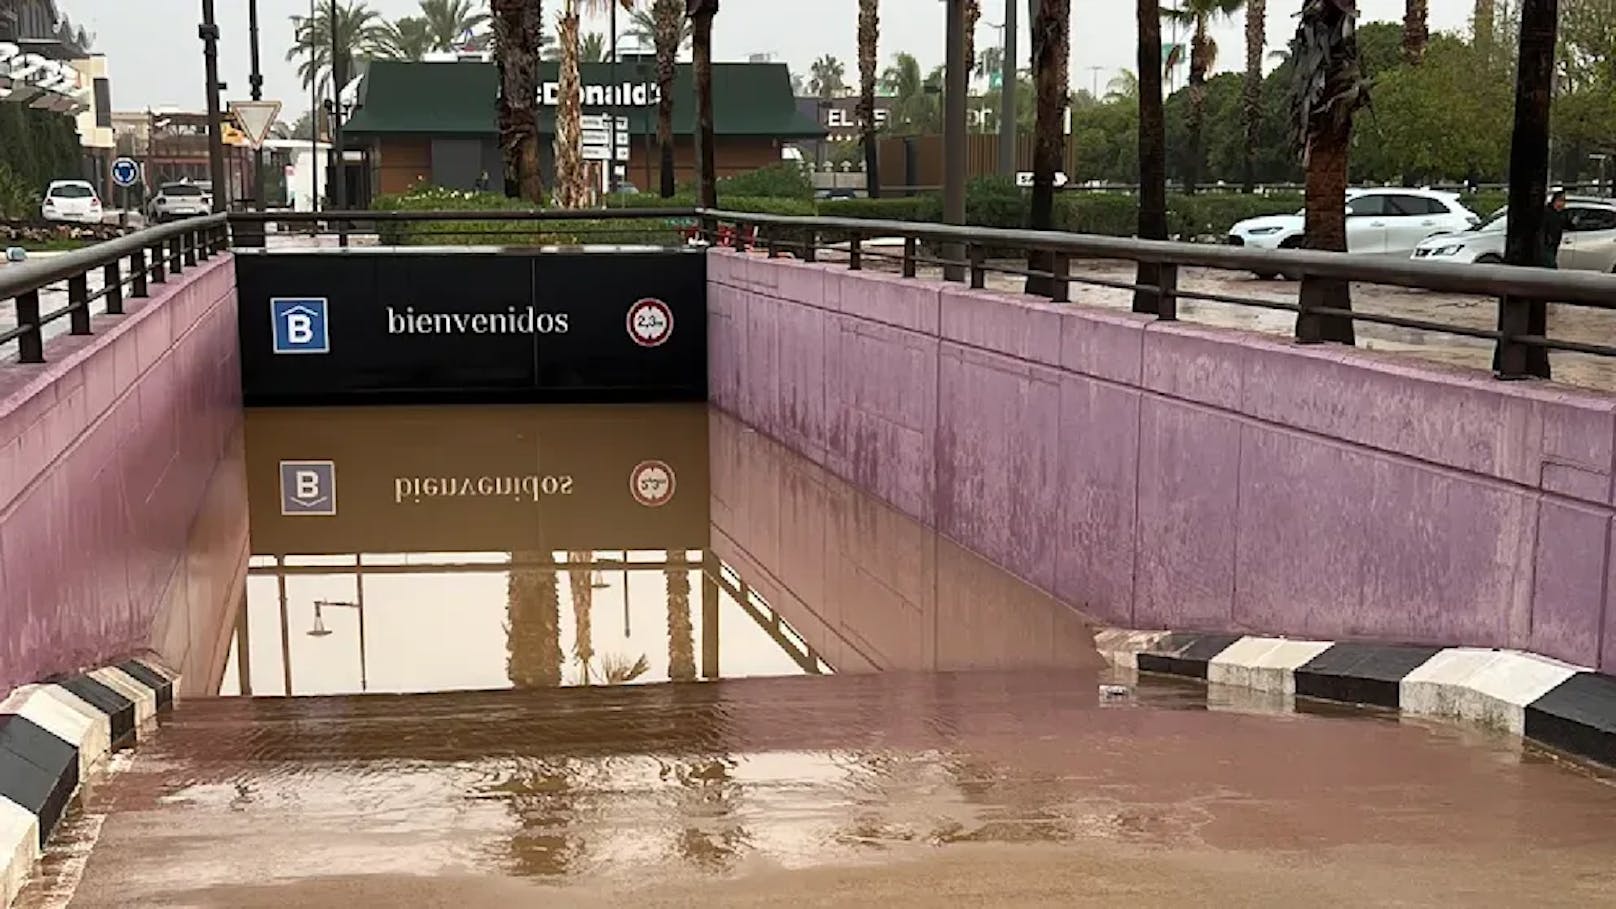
1 215 229 365
698 208 1616 381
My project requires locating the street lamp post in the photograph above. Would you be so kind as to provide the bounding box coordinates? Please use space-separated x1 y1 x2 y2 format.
199 0 227 211
999 0 1016 176
943 0 967 281
248 0 265 211
329 0 346 213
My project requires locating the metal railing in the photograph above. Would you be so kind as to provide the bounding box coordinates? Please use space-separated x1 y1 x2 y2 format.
0 215 229 364
699 208 1616 381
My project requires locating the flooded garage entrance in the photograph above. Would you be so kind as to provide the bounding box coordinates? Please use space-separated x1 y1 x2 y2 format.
19 407 1616 908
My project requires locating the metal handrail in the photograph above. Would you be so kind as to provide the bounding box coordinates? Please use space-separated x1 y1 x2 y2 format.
697 208 1616 308
1 215 229 365
228 208 699 224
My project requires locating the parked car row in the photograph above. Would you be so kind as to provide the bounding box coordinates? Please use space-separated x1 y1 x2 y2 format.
1227 187 1616 277
38 179 213 225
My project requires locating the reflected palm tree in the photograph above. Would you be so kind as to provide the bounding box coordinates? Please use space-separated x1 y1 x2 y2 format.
506 551 563 687
667 558 696 683
665 755 747 869
567 551 595 684
498 756 588 877
600 651 651 684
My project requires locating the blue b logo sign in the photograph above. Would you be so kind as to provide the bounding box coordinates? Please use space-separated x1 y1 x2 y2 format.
271 298 329 354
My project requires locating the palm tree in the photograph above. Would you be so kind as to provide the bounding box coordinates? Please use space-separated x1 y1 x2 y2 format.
963 0 980 80
650 0 685 197
1134 0 1169 314
492 0 544 202
553 3 591 208
882 53 943 134
543 30 609 62
809 54 848 99
1242 0 1266 192
667 560 696 683
506 552 563 687
1402 0 1428 64
1105 68 1139 103
857 0 881 197
1290 0 1369 344
689 0 720 209
286 1 388 94
567 554 595 683
1163 0 1245 194
1026 0 1070 297
419 0 489 51
627 2 691 55
377 16 434 61
1496 0 1557 378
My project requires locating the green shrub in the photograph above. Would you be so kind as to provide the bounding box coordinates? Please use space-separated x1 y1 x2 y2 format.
0 162 39 220
715 162 814 199
1461 191 1508 220
818 196 934 223
1055 194 1138 236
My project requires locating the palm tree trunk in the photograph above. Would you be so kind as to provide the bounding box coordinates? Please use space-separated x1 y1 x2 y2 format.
1025 0 1069 297
963 0 980 83
554 2 590 208
568 554 595 683
1134 0 1169 314
1295 2 1364 346
518 1 544 202
690 0 718 208
666 560 695 683
1186 17 1210 196
1494 0 1557 379
507 554 563 687
654 0 680 197
857 0 881 198
1402 0 1428 64
1242 0 1266 193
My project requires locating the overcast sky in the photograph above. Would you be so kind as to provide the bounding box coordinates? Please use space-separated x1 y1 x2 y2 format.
68 0 1474 116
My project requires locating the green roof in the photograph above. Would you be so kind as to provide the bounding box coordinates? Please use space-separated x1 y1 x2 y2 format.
344 60 825 139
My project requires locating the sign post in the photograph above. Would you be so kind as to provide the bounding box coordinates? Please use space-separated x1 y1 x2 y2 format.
111 156 141 228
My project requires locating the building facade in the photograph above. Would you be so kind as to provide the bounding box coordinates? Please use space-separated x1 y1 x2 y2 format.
342 58 824 203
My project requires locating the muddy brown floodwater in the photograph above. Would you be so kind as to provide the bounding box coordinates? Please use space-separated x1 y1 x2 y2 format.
19 406 1616 908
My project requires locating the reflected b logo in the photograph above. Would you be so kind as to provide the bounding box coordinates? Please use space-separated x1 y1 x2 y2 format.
280 461 336 516
271 297 330 354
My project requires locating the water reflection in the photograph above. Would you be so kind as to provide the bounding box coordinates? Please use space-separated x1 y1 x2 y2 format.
223 405 1096 697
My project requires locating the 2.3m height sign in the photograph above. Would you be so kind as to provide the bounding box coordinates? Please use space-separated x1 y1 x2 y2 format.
235 249 707 405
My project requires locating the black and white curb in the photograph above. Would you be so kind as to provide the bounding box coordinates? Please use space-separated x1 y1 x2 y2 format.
0 658 177 906
1098 630 1616 769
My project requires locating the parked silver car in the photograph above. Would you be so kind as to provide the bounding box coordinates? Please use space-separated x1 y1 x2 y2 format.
1412 198 1616 273
148 182 212 222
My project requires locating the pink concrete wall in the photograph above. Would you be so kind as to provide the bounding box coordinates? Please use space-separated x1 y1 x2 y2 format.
710 251 1616 674
0 256 244 692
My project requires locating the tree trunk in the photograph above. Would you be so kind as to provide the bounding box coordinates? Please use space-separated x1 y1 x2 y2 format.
1185 17 1210 196
1403 0 1428 65
507 555 562 688
492 0 543 201
858 0 881 198
690 1 718 208
666 561 695 683
1495 0 1557 379
1134 0 1168 313
553 2 590 208
1301 115 1355 344
1242 0 1266 193
1025 0 1069 297
518 0 544 202
963 0 980 82
654 0 680 198
567 554 594 683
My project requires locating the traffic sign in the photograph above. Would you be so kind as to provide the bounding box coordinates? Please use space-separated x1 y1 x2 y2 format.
229 100 283 149
1015 171 1069 188
111 157 141 188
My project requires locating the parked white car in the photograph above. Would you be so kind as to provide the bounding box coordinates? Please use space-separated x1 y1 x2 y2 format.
40 180 103 224
1228 188 1480 278
1412 198 1616 273
148 181 213 221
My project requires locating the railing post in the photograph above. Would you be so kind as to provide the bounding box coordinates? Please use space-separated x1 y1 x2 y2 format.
68 272 91 335
902 237 917 278
150 243 166 284
802 230 817 263
765 227 778 259
1495 295 1531 379
104 261 124 315
196 225 212 261
182 230 198 267
1050 252 1071 303
14 291 43 363
849 234 862 271
1295 279 1322 344
130 248 148 298
1155 262 1179 321
968 244 985 290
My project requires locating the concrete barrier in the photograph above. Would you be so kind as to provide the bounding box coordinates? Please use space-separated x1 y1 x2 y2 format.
710 251 1616 674
0 255 246 694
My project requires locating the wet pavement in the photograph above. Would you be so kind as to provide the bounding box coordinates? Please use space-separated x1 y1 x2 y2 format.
18 406 1616 907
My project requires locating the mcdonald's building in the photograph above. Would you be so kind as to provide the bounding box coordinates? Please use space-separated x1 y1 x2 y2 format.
341 57 825 202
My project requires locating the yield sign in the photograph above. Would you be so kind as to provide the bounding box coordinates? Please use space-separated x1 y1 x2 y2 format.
229 100 283 148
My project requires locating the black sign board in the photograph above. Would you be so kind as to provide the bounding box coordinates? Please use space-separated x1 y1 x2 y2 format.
245 404 710 555
235 248 707 405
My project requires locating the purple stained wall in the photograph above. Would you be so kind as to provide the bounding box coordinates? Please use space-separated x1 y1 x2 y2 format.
709 251 1616 674
0 255 246 693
